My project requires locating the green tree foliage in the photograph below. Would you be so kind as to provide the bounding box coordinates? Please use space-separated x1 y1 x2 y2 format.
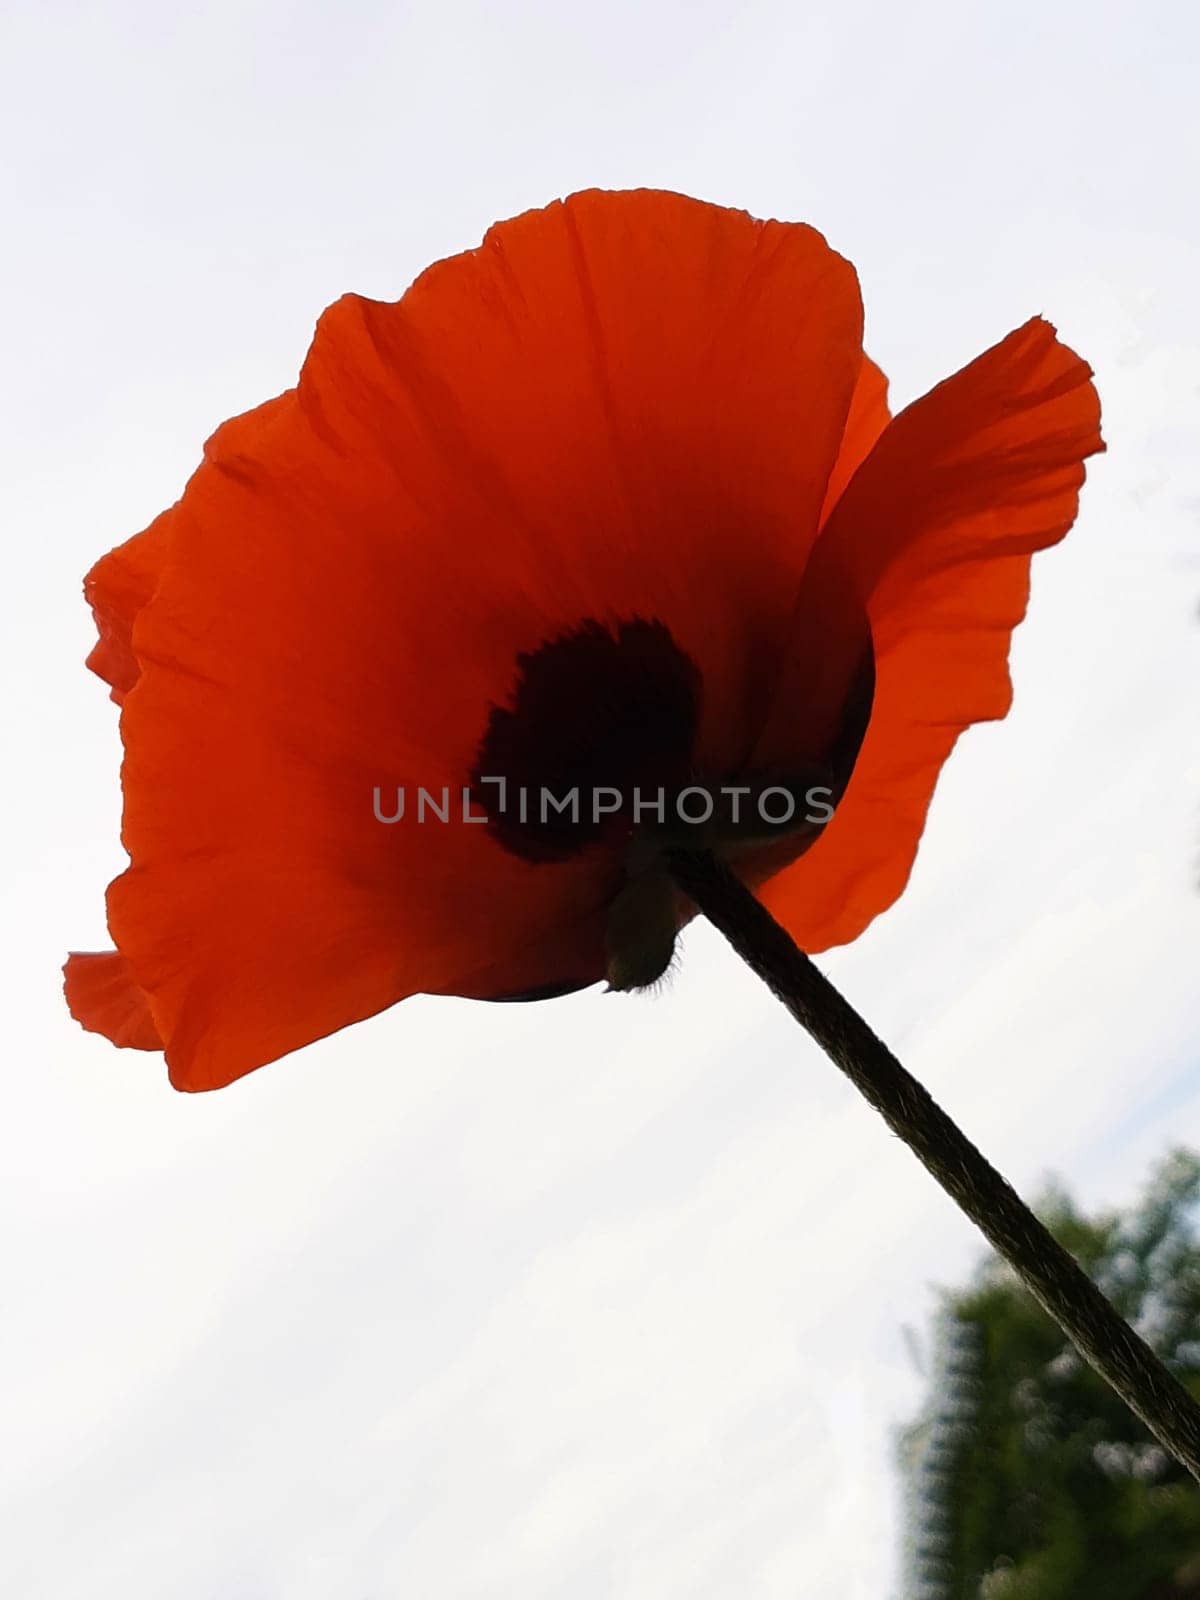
900 1150 1200 1600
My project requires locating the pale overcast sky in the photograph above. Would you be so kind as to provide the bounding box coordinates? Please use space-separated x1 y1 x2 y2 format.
2 1 1198 1596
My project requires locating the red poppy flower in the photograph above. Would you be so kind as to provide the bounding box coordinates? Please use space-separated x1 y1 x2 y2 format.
64 188 1102 1092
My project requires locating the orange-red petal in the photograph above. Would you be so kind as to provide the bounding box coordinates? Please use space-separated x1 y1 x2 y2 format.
817 353 891 528
63 950 163 1051
759 317 1103 949
83 509 175 705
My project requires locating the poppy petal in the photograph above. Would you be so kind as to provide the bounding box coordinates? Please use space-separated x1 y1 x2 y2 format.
83 510 175 704
817 353 891 528
90 190 868 1088
759 317 1103 949
286 188 866 771
63 950 163 1051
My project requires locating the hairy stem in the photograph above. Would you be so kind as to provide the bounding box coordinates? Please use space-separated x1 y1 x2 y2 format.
666 847 1200 1484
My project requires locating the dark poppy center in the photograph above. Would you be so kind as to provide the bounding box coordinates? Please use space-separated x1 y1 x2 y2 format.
471 617 701 863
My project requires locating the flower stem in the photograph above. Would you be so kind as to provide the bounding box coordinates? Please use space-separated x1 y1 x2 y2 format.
666 847 1200 1484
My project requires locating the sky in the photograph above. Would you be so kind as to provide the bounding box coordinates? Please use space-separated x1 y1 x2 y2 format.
2 0 1199 1596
